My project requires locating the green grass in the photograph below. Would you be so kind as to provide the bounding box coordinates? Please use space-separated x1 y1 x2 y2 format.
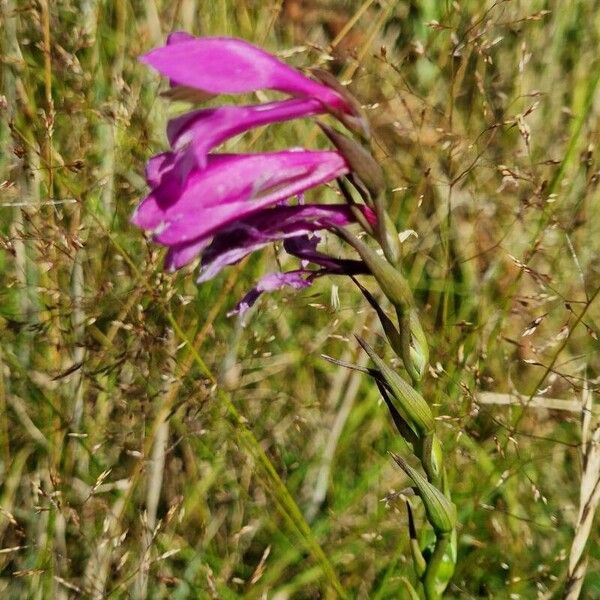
1 0 600 598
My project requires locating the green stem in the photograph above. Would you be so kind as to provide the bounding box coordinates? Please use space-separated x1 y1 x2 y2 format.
422 533 451 600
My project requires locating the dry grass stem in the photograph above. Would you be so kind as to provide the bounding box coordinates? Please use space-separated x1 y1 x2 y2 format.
564 383 600 599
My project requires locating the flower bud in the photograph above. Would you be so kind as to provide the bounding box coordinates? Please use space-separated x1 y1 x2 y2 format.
375 380 419 448
420 529 458 597
406 500 427 578
319 123 384 199
311 68 371 139
399 308 429 382
336 228 413 309
352 277 403 357
408 309 429 374
380 209 401 265
392 453 456 535
336 178 375 236
357 337 434 437
422 433 443 485
401 578 422 600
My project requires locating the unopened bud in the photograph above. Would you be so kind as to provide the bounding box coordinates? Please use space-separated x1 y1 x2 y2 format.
400 309 429 382
375 380 419 447
392 453 456 534
422 434 443 485
406 500 427 578
409 309 429 373
319 123 384 199
337 178 375 236
380 209 401 265
352 277 403 358
311 68 371 139
336 228 413 309
357 337 434 437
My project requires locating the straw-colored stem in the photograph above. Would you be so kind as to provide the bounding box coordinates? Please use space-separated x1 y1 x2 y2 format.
564 382 600 599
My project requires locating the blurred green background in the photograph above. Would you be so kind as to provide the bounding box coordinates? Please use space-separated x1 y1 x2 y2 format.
1 0 600 598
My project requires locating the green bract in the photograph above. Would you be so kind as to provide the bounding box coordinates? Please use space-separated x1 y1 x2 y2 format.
392 454 456 535
356 337 434 437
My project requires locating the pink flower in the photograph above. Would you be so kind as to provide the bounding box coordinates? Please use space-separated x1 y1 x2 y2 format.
140 33 353 114
134 34 372 313
132 151 350 246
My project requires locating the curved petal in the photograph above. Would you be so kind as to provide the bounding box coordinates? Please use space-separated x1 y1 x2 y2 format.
145 152 174 187
131 151 349 245
229 245 368 317
284 235 368 275
167 98 323 170
164 237 211 271
140 35 350 113
195 204 358 281
166 31 195 45
229 270 315 317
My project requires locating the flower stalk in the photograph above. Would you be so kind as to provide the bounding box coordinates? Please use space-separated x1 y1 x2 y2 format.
134 33 457 597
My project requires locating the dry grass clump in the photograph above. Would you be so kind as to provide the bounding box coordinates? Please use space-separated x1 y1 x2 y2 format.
1 1 599 598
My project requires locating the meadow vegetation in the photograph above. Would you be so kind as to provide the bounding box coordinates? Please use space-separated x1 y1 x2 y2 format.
1 0 600 597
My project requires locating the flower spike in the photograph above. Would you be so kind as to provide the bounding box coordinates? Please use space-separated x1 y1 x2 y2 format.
135 33 458 596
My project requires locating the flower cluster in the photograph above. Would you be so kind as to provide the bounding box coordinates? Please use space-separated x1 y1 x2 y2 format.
133 33 373 313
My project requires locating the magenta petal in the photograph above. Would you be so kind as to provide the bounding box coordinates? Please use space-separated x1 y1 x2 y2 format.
140 35 349 113
131 155 183 230
166 31 195 45
229 270 314 317
164 237 211 271
145 152 175 187
196 204 357 282
167 98 323 170
284 235 368 275
135 151 349 245
228 235 369 317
